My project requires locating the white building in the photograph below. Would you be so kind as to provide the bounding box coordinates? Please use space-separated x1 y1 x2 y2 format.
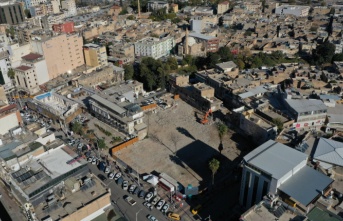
147 1 169 13
0 48 14 93
14 65 40 94
240 140 333 209
134 36 174 59
333 40 343 54
61 0 77 17
275 5 310 17
6 43 31 68
20 53 49 85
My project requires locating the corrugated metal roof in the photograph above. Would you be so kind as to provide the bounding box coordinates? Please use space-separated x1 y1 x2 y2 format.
314 138 343 167
244 140 307 179
90 94 126 115
278 166 333 206
285 99 327 113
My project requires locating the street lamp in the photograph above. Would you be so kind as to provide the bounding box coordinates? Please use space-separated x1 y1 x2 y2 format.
135 208 142 221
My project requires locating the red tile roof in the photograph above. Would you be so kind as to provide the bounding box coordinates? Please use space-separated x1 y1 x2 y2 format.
21 53 43 61
15 65 32 71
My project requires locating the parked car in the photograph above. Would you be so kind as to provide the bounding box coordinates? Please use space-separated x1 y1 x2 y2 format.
143 201 154 210
114 172 122 180
87 157 93 162
77 143 83 149
128 184 136 194
109 172 115 179
133 187 140 195
151 196 160 205
161 203 169 213
146 215 158 221
138 190 146 198
167 212 181 220
122 180 129 190
105 166 111 174
91 157 97 165
116 177 124 185
156 200 165 210
97 174 107 181
144 192 154 201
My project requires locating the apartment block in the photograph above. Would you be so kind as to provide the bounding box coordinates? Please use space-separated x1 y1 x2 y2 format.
147 1 169 13
217 1 230 14
0 103 22 135
0 2 25 25
134 36 174 59
83 43 108 68
0 49 13 92
61 0 77 17
275 5 310 17
30 33 84 79
14 65 40 94
21 53 49 85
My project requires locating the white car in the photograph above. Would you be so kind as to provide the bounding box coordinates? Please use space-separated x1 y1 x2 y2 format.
122 180 129 190
147 215 158 221
91 157 97 165
109 172 115 179
114 172 122 180
87 157 93 163
105 166 110 174
128 184 136 193
151 196 160 205
156 200 165 210
77 143 83 149
144 192 154 201
143 201 154 210
161 203 169 213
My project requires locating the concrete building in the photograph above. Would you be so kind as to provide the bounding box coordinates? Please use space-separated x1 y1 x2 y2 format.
134 36 174 59
215 61 238 77
147 1 169 13
61 0 77 17
30 33 84 79
14 65 40 94
0 2 25 25
20 53 49 85
83 43 108 68
6 43 31 68
27 91 82 126
170 3 178 13
183 32 219 56
29 3 54 17
275 5 310 17
217 1 230 14
0 104 22 135
240 140 333 209
284 99 327 129
240 109 277 145
0 49 13 92
88 81 147 136
22 0 47 8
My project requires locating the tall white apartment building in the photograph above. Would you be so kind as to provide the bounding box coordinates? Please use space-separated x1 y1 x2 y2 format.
275 5 310 17
134 36 174 59
61 0 77 17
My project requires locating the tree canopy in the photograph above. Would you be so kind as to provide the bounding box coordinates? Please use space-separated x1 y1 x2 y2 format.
124 64 134 80
311 41 335 65
209 158 220 185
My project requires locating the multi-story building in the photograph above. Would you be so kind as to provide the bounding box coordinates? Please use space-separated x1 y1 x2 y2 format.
147 1 169 13
275 5 310 17
0 48 13 92
30 33 84 79
61 0 77 17
52 21 75 34
83 43 108 68
6 43 31 68
20 53 49 85
22 0 47 9
240 140 333 209
284 99 327 129
14 65 40 94
88 81 147 137
134 36 174 59
29 3 54 17
0 103 22 135
182 32 219 56
217 1 229 14
0 2 25 25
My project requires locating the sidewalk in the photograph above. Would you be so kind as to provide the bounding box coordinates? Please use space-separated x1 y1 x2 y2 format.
0 182 26 221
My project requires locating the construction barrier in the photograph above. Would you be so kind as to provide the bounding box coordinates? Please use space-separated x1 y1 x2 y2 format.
141 103 157 111
110 137 139 156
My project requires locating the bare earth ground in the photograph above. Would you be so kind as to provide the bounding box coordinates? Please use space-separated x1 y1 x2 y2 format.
116 98 245 187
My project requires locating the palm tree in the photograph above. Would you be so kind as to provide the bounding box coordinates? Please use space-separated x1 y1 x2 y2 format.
209 158 220 185
217 122 228 153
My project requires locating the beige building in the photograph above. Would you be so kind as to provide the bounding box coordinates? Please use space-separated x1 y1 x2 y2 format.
83 43 108 68
217 1 230 14
0 104 22 135
30 33 84 79
14 65 40 94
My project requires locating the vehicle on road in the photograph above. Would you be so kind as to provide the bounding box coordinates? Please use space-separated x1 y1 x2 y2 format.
161 203 169 213
97 174 107 181
145 192 154 201
146 215 158 221
133 187 140 195
151 196 160 205
128 184 136 193
167 212 181 220
191 204 201 215
143 201 154 210
114 172 122 180
108 172 115 179
122 180 129 190
124 195 136 206
156 200 165 210
138 190 146 198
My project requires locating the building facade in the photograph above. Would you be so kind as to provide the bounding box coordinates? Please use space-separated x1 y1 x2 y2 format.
30 33 84 79
0 49 13 92
21 53 49 85
83 43 108 68
61 0 77 17
275 5 310 17
147 1 169 13
0 104 22 135
217 1 230 14
134 36 174 59
14 65 40 94
0 2 25 25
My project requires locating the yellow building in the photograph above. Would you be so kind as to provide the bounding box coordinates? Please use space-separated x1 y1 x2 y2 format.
83 43 108 68
217 1 230 14
171 3 178 13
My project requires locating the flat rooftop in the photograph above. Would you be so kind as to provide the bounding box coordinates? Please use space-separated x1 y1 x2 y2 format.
11 146 87 197
249 113 274 129
285 99 327 114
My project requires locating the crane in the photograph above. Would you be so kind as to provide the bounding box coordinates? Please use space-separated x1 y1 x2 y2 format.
201 109 212 125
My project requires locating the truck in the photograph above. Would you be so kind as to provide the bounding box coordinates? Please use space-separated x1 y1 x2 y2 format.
124 196 136 206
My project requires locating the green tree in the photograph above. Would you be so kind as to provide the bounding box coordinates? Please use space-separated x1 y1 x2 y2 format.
217 47 233 62
272 118 284 133
217 122 228 143
312 42 335 65
166 57 178 70
209 158 220 185
333 53 343 61
97 138 106 149
119 8 128 15
127 15 135 20
206 52 221 68
236 59 245 70
7 69 15 79
124 64 134 80
183 55 193 65
72 122 82 135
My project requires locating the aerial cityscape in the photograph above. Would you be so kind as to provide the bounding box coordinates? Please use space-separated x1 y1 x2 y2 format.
0 0 343 220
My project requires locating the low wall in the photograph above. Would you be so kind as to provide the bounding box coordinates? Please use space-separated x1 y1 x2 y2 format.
110 137 139 156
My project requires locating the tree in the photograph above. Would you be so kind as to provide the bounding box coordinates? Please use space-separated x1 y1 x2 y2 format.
312 41 335 65
333 53 343 62
170 132 181 154
7 68 15 79
166 57 178 70
272 118 284 133
97 138 106 149
217 47 233 62
334 86 342 94
183 55 193 65
236 59 245 70
217 122 228 143
71 121 82 135
124 64 134 80
209 158 220 185
206 52 221 68
127 15 135 20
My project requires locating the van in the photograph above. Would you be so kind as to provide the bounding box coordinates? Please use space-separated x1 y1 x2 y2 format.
167 212 181 220
191 204 201 215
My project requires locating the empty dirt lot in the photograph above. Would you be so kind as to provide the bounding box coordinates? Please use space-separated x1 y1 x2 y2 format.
116 97 249 187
